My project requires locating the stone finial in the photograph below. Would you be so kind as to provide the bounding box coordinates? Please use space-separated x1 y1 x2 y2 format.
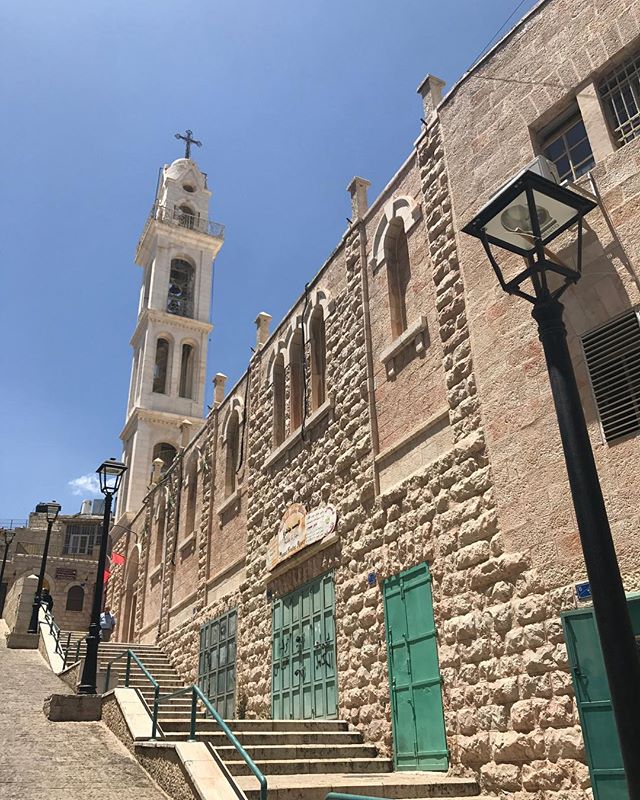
417 74 446 117
347 176 371 221
255 312 272 349
213 373 228 408
151 457 164 485
179 419 193 448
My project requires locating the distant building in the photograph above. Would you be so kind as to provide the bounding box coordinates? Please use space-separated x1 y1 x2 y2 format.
1 503 102 630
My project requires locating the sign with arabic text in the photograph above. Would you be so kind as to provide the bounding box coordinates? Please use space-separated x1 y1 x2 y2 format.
266 504 337 571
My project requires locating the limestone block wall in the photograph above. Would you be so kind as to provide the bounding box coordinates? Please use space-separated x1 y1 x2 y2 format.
439 0 640 587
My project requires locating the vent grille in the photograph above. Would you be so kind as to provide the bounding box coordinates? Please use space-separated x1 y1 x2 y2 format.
582 310 640 443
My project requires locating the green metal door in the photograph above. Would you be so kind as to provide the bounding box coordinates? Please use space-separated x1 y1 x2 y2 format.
198 608 237 719
562 596 640 800
272 573 337 719
383 562 448 771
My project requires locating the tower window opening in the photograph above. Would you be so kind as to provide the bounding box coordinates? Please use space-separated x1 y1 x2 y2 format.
152 442 177 474
167 259 194 318
310 307 327 411
385 217 411 339
176 204 196 229
179 344 195 399
273 354 285 447
153 337 170 394
183 184 195 193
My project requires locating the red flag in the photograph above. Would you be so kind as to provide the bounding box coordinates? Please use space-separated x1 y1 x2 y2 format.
111 552 126 566
104 569 111 584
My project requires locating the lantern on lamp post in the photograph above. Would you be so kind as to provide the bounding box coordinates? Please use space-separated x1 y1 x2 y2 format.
462 158 640 794
78 458 127 695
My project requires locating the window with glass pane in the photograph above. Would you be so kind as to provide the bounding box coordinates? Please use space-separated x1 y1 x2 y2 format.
543 114 595 183
599 51 640 147
63 523 99 555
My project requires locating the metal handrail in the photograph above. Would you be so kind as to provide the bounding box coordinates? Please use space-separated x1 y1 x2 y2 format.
154 684 267 800
103 649 160 737
39 603 69 668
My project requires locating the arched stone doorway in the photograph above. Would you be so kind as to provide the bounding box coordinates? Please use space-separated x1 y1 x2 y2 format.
121 548 139 643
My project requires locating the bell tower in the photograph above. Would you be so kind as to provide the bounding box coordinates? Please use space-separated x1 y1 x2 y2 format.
118 136 224 518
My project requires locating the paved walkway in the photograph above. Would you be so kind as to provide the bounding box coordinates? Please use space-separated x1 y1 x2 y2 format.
0 625 170 800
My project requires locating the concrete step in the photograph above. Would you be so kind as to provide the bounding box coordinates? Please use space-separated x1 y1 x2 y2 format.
157 718 350 733
162 731 366 746
226 757 393 777
213 743 377 761
237 774 481 800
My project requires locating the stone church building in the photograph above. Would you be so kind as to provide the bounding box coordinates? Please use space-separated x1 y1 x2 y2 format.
108 0 640 796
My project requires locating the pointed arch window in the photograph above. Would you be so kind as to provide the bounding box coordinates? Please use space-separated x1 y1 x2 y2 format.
310 307 327 410
167 259 194 318
273 354 286 446
179 344 195 399
289 330 304 432
385 218 411 338
153 337 170 394
225 411 240 497
184 456 198 535
155 495 166 566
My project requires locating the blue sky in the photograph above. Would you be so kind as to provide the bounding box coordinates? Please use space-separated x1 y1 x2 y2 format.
0 0 539 519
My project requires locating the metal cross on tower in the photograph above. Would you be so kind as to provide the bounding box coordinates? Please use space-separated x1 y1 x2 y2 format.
174 129 202 159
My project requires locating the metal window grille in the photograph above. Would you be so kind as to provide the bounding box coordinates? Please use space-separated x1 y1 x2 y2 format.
543 114 595 183
582 310 640 443
63 523 99 555
599 51 640 146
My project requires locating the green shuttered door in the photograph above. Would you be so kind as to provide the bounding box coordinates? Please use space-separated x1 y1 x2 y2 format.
384 562 448 771
562 597 640 800
272 573 337 719
198 609 237 719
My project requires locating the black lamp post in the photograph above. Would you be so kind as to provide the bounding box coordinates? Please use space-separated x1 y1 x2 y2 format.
27 501 61 634
0 528 16 615
462 159 640 796
78 458 127 695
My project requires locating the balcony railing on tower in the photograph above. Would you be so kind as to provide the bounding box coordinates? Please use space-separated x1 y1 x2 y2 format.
144 202 225 238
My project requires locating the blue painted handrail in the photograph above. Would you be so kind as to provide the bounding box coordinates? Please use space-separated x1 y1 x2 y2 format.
103 649 160 738
154 684 267 800
326 795 393 800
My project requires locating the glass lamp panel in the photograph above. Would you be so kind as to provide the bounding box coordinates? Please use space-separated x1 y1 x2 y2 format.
484 188 580 254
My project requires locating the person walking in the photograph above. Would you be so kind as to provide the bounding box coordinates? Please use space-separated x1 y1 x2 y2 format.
99 607 116 642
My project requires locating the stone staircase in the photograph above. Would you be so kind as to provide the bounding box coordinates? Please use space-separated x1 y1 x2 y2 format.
60 631 487 800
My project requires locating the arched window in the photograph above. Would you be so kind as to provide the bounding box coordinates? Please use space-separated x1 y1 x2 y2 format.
155 495 166 566
66 585 84 612
309 307 326 411
289 330 304 432
176 204 196 229
167 259 194 318
273 354 286 447
185 456 198 535
152 442 177 474
153 337 170 393
384 217 411 338
179 344 195 399
225 411 240 497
